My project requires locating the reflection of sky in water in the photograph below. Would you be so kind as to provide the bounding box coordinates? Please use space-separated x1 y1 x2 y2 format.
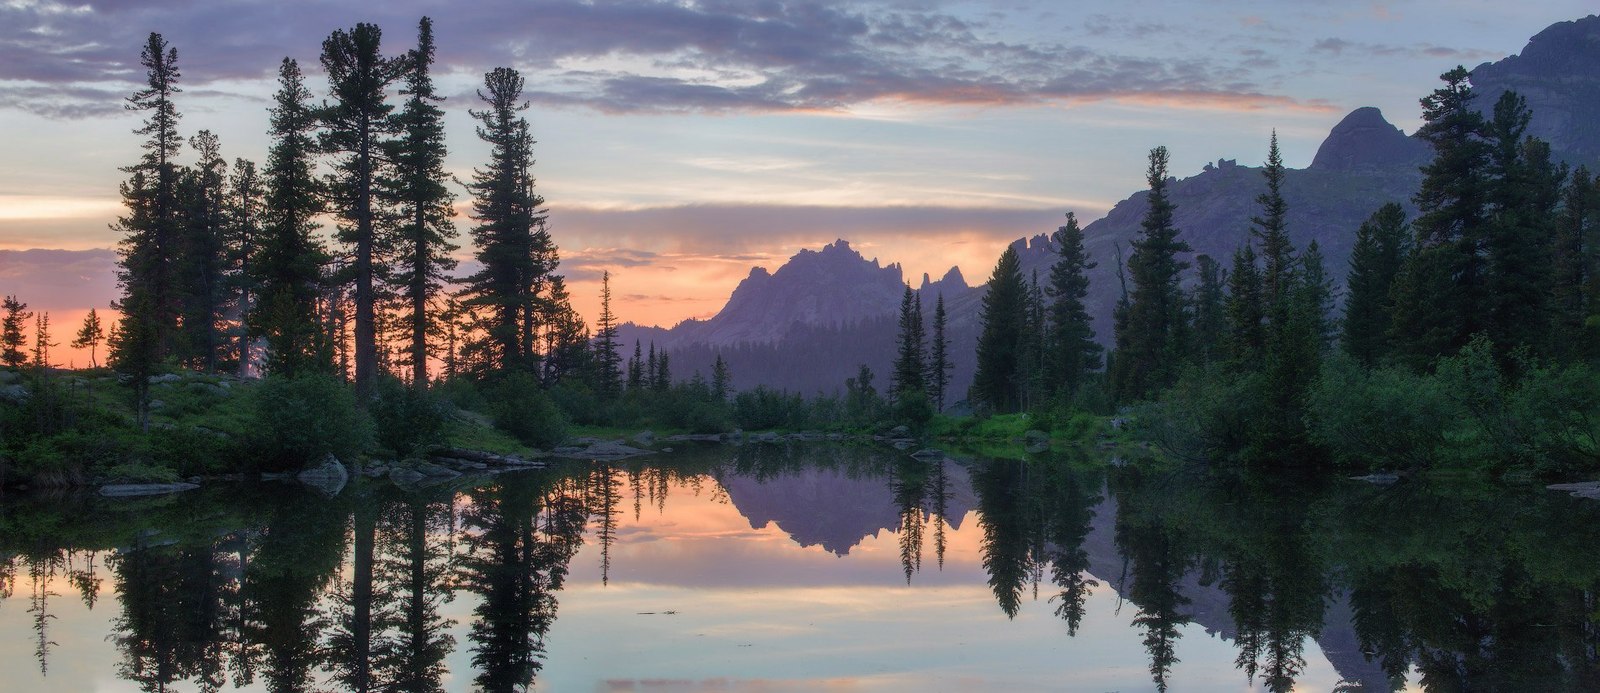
1 468 1372 692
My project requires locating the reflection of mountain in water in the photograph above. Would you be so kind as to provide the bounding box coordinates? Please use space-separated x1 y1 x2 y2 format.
718 462 977 556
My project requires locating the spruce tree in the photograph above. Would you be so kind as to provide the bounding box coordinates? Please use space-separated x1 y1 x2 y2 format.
1046 212 1101 400
1341 204 1410 366
1551 167 1599 362
711 354 731 401
113 33 183 429
1484 90 1561 363
387 17 458 390
891 284 926 406
461 67 555 377
927 294 952 412
593 270 623 399
227 157 263 376
2 297 32 369
31 313 57 368
73 308 106 368
973 245 1028 412
1254 132 1295 318
1111 146 1191 402
177 129 229 371
1225 243 1265 368
1189 255 1226 366
627 341 644 390
321 22 398 397
1023 271 1047 409
255 58 332 377
1392 66 1491 367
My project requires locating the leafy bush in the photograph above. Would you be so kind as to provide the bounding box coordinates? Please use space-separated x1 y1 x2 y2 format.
246 374 373 471
486 372 568 449
1306 353 1462 470
370 377 449 458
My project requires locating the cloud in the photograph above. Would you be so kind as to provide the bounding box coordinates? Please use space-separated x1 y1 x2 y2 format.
1 0 1324 117
0 247 119 312
1312 36 1500 62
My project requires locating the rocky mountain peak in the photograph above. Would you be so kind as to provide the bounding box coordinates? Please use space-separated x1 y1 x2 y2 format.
1310 107 1431 172
1470 14 1600 167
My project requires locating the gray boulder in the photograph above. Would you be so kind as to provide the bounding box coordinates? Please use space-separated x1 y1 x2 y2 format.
296 454 349 496
0 383 29 404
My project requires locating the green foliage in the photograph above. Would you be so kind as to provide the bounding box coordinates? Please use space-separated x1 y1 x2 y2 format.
1341 203 1410 365
973 245 1028 412
1112 146 1192 403
1306 353 1462 469
246 373 373 471
733 386 807 430
485 372 568 449
1046 212 1102 399
369 376 449 458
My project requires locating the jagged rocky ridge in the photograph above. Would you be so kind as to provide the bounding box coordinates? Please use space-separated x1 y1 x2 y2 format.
620 15 1600 397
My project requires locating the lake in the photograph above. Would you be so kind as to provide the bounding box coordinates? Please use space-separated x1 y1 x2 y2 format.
2 443 1598 692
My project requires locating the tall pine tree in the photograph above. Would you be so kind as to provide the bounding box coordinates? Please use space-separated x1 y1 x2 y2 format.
592 270 623 399
321 22 398 397
927 294 952 412
254 58 332 377
973 246 1028 412
1341 203 1409 366
1045 212 1101 400
1483 90 1561 363
1224 243 1265 368
1111 147 1190 402
176 129 229 371
386 16 457 390
891 284 926 407
112 33 184 430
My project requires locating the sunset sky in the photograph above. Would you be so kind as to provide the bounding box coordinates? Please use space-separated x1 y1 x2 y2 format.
1 0 1594 352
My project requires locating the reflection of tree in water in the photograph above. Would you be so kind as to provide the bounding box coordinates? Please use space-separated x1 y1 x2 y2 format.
110 540 238 692
236 496 346 692
370 490 457 692
930 460 950 569
1112 471 1193 693
971 456 1102 628
974 459 1035 618
1040 464 1100 636
588 464 622 586
459 473 588 692
326 496 381 691
890 458 927 583
28 553 63 677
1213 480 1326 693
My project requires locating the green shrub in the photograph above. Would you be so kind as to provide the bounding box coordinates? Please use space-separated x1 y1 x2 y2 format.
1306 352 1464 470
246 374 373 471
487 373 568 449
370 377 449 458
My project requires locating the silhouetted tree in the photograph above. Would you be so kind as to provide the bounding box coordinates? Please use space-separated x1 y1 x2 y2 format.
973 245 1028 412
1111 147 1191 402
1341 203 1410 366
1046 212 1101 399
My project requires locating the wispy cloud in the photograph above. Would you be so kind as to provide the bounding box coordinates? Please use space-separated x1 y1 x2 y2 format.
0 0 1327 117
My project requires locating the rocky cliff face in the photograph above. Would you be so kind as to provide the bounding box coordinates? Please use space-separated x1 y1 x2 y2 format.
1470 14 1600 168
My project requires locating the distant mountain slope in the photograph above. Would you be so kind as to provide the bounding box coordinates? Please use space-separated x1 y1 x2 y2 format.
1470 14 1600 169
629 15 1600 395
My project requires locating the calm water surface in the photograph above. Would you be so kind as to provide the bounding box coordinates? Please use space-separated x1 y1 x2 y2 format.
2 443 1598 692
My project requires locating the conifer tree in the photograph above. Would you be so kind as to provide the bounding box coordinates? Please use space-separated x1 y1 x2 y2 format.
1391 66 1491 367
593 270 623 399
891 284 926 406
1225 243 1265 368
973 245 1028 412
31 313 56 368
1341 204 1409 366
927 294 952 412
1046 212 1101 400
1189 255 1226 365
540 275 588 384
461 67 556 378
711 354 731 402
73 308 106 368
227 158 263 376
255 58 332 377
113 33 183 429
653 351 671 392
1023 271 1047 409
2 296 32 369
321 22 398 397
1483 90 1561 363
1111 147 1190 402
627 340 644 390
177 129 229 371
1254 133 1295 320
387 17 457 390
1550 167 1599 361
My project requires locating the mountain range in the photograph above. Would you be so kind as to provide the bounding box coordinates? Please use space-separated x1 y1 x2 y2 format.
623 14 1600 397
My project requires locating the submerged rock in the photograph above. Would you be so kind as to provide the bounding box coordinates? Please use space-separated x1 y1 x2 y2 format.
99 482 200 497
1351 473 1401 485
